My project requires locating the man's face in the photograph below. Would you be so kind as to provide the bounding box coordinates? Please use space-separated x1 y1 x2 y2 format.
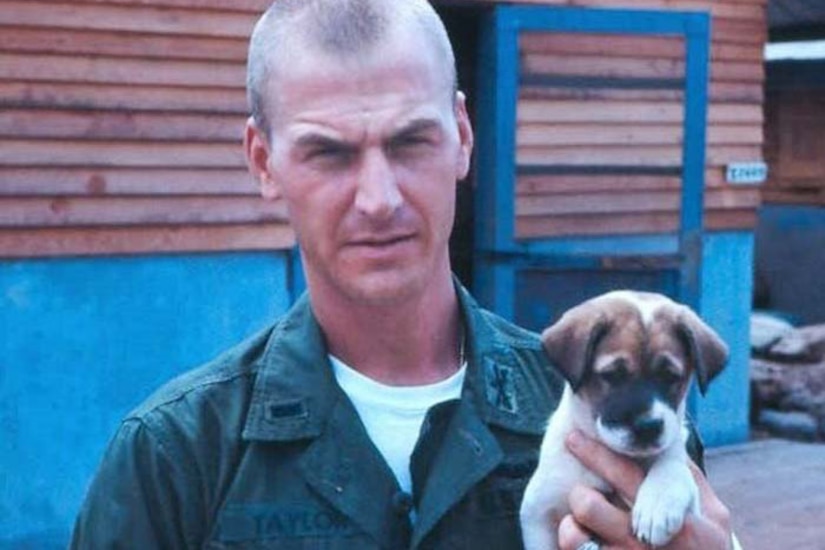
247 29 473 305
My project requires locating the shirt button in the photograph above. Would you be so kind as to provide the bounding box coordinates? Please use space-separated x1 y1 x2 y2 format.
392 491 414 516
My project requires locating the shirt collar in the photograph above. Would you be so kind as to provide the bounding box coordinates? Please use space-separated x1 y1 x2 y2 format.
242 281 554 442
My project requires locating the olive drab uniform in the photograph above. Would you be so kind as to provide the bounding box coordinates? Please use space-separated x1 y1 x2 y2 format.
70 284 568 549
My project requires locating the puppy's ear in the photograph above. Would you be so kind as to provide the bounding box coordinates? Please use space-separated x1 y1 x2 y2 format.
676 308 729 395
541 306 610 391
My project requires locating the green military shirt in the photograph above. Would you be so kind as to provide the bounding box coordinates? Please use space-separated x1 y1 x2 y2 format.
70 285 566 549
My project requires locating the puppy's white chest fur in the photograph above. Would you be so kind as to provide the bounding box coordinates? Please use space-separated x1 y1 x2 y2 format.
519 291 728 550
520 387 699 550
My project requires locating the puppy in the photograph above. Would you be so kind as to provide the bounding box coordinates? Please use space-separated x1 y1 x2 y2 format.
520 290 729 549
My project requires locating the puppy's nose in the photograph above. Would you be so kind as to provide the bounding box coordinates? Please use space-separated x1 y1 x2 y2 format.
632 417 664 444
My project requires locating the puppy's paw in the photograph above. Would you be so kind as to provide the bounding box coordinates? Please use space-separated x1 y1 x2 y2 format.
631 479 697 546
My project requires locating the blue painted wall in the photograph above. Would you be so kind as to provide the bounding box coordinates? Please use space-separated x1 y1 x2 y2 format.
693 231 753 447
0 252 292 548
755 205 825 325
478 231 754 448
0 233 755 546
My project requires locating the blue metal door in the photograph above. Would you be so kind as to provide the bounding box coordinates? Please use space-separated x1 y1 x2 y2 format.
474 5 711 331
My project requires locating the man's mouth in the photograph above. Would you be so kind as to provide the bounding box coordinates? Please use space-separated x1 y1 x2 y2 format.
350 234 415 248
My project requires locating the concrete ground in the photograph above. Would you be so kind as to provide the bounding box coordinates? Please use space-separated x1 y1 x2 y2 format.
705 438 825 550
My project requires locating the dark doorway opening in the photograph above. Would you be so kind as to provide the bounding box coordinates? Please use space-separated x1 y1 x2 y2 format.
438 6 484 290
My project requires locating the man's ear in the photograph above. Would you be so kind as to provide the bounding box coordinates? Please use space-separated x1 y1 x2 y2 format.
454 91 474 181
244 117 281 201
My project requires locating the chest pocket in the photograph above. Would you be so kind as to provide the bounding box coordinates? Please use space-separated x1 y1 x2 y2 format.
206 503 376 550
419 457 537 550
472 457 537 519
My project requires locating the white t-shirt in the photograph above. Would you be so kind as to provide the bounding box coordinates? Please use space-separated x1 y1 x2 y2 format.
329 355 466 494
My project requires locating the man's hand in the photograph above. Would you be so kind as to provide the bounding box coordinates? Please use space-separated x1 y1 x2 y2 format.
557 430 733 550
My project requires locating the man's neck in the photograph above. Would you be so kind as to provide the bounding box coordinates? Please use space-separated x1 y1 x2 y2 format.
310 273 463 386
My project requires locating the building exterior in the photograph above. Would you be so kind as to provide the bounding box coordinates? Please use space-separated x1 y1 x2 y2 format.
756 1 825 324
0 0 767 545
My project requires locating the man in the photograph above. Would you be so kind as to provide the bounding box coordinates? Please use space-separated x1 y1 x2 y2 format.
71 1 733 548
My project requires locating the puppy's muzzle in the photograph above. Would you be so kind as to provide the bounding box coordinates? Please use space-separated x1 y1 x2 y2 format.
632 416 664 446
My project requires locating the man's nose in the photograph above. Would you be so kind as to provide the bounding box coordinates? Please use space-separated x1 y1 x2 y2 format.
354 149 402 219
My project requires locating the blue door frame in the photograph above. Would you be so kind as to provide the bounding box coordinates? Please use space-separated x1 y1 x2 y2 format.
473 5 711 411
475 5 711 314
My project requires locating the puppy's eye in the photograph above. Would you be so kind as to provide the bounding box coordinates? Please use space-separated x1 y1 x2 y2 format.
655 368 681 386
653 357 682 385
598 366 629 386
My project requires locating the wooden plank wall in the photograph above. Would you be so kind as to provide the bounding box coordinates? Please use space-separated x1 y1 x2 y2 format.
0 0 768 257
508 0 766 239
763 89 825 206
0 0 294 258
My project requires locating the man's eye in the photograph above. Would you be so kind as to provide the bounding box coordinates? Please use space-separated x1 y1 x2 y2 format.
306 147 353 164
389 135 430 154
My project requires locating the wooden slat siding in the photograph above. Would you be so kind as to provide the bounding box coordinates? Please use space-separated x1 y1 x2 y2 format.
519 101 762 125
0 0 292 258
0 82 248 113
518 190 682 216
0 0 767 258
712 18 766 45
525 83 762 105
518 100 685 124
523 53 685 80
0 2 257 38
516 30 685 239
519 86 684 102
0 109 242 142
516 188 761 216
0 27 249 62
513 0 766 241
762 189 825 207
518 174 761 199
0 224 296 258
22 0 270 12
517 174 682 195
515 208 758 238
0 168 258 196
711 60 765 83
517 145 683 166
616 1 763 20
707 145 763 166
709 82 763 104
0 53 245 88
522 31 765 65
708 125 763 145
517 124 683 146
508 0 766 21
521 33 683 59
517 212 679 238
762 89 825 206
0 140 246 168
712 42 764 63
0 197 287 227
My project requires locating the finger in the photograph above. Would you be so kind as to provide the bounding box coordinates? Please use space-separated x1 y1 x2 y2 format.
557 514 592 550
567 484 633 543
566 430 645 504
688 461 732 533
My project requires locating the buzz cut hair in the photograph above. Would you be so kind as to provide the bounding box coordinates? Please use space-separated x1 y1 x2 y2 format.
246 0 458 138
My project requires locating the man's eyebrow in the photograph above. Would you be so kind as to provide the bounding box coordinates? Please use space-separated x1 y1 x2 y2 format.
292 133 351 149
393 118 442 136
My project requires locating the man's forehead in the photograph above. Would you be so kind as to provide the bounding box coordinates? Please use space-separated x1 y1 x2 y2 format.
267 47 453 138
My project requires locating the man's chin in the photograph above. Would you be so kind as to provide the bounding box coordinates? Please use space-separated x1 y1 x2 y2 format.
335 264 443 305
